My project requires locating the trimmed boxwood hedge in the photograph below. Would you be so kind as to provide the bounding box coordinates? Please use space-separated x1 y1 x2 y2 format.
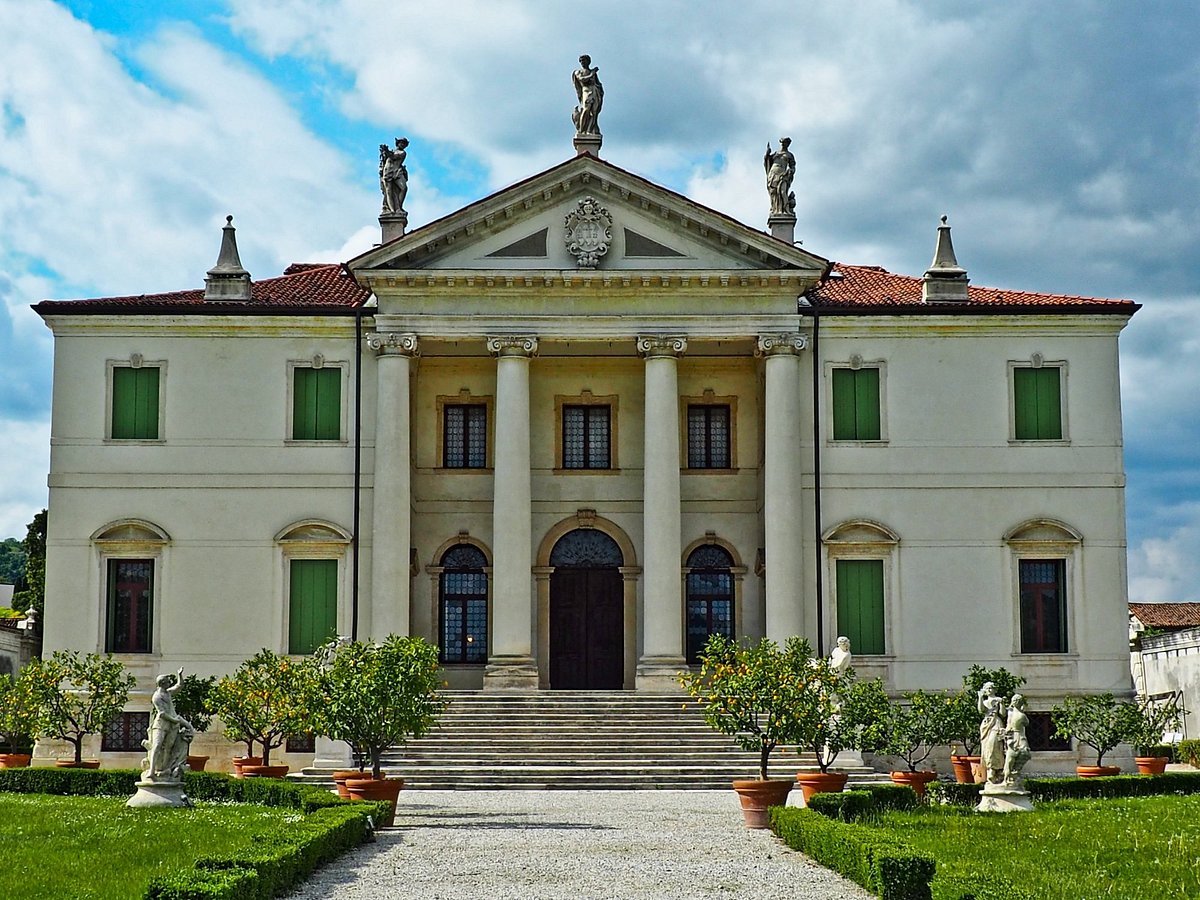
770 806 935 900
0 768 389 899
928 771 1200 807
806 789 875 821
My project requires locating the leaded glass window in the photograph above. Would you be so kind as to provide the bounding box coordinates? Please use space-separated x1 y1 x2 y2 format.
562 405 610 469
549 529 623 568
102 711 150 752
1019 558 1067 653
443 404 487 468
440 544 488 664
687 405 731 469
686 545 734 663
106 558 153 653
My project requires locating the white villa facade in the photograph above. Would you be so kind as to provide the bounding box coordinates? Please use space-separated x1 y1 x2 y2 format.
35 146 1138 765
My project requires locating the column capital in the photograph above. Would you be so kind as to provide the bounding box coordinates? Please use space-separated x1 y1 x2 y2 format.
486 335 539 357
636 335 688 358
366 331 419 357
755 333 808 357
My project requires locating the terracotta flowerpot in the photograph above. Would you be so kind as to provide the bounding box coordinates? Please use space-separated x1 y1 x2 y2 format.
55 759 101 769
345 776 404 827
950 755 981 784
731 778 793 829
1076 765 1121 778
0 753 32 769
795 771 849 804
232 756 262 778
186 755 209 772
1134 756 1169 776
240 764 289 778
890 770 938 800
332 770 367 799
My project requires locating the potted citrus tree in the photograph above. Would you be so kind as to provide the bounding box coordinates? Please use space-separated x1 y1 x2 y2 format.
1051 693 1141 776
209 649 314 777
0 670 40 767
681 635 824 827
171 673 216 771
946 665 1026 783
1129 698 1183 775
24 650 134 767
876 689 958 799
311 635 446 825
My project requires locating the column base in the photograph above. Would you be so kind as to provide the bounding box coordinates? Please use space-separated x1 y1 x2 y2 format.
483 656 540 690
635 656 688 692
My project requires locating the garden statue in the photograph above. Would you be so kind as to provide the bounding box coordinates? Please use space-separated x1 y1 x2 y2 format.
380 137 409 215
977 681 1006 784
1002 693 1031 786
975 684 1034 813
127 668 195 808
764 137 796 217
571 55 604 136
829 636 853 674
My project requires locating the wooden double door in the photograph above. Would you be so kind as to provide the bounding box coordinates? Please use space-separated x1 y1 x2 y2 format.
549 566 623 690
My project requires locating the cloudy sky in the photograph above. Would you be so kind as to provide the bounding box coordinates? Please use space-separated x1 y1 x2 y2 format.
1 1 1197 599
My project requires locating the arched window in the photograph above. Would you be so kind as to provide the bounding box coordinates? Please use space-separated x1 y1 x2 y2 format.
685 545 734 663
440 545 488 664
93 519 170 655
549 529 623 568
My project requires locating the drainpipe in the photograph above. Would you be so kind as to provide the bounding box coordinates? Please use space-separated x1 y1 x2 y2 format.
351 305 363 640
810 305 824 656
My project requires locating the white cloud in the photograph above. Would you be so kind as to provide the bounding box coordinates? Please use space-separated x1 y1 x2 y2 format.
0 418 48 539
1129 512 1200 602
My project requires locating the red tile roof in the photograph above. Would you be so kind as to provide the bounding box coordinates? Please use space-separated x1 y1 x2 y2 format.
34 263 369 315
1130 603 1200 629
813 263 1137 312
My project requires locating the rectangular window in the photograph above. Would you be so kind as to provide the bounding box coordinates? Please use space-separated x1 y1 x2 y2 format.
835 558 885 654
1019 558 1067 653
289 558 338 655
286 732 316 754
111 366 160 440
292 367 341 441
562 405 611 469
443 404 488 468
831 368 881 441
1013 367 1062 440
105 559 153 653
1026 712 1072 751
102 711 150 752
687 405 731 469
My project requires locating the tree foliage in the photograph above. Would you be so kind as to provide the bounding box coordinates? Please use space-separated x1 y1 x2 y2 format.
11 509 46 616
0 670 41 753
172 673 216 735
209 650 315 766
1128 698 1184 756
311 635 447 780
1051 693 1142 766
0 537 26 588
24 650 135 764
873 689 959 771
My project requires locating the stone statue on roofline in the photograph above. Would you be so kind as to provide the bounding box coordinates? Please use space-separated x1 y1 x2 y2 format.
764 137 796 218
571 55 604 137
380 137 409 215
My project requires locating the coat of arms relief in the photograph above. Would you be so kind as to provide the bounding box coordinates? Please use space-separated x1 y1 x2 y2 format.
563 196 613 268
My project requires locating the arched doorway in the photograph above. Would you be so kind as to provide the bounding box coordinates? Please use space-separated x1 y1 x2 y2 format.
549 529 624 690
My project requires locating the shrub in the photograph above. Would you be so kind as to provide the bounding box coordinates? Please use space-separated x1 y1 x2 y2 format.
806 789 874 821
143 866 258 900
771 806 935 900
874 690 958 772
1127 697 1184 756
209 650 315 766
24 650 135 765
938 874 1037 900
0 766 138 796
1050 693 1141 766
927 781 982 806
1026 770 1200 801
861 781 918 812
1178 738 1200 767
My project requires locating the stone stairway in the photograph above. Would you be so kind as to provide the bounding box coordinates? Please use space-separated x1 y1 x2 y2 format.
299 690 886 790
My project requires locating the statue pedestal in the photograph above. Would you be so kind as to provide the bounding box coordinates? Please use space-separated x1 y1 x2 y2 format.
573 133 602 157
379 211 408 243
975 782 1033 813
768 214 797 244
127 779 192 809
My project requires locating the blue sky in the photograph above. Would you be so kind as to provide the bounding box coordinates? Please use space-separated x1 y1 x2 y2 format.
1 1 1198 600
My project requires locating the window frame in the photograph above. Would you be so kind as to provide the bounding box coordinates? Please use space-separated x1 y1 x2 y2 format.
682 392 738 472
822 520 899 660
682 540 742 664
104 557 155 655
554 391 619 473
435 391 494 470
1008 358 1069 444
93 519 169 658
277 521 351 655
286 358 349 445
105 358 166 443
1005 519 1081 658
826 359 887 445
102 711 151 752
425 536 493 669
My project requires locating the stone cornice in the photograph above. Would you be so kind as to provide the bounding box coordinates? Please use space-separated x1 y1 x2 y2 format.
755 333 808 356
365 331 419 356
486 335 539 357
636 335 688 358
355 269 810 295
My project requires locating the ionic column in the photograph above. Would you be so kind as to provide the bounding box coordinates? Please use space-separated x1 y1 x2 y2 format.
366 332 419 640
637 335 687 690
484 336 539 689
758 333 808 643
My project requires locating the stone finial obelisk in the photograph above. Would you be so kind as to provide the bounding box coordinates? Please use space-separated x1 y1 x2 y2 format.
921 215 970 302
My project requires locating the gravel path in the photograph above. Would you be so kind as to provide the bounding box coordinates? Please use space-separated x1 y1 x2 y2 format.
287 790 874 899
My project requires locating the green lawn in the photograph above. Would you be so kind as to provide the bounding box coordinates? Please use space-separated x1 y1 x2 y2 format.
872 794 1200 899
0 793 298 899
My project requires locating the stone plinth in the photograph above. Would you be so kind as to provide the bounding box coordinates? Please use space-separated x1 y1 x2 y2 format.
380 211 408 243
127 780 192 808
975 783 1033 813
573 134 602 157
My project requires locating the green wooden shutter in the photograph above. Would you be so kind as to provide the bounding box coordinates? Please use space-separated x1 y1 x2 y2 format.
289 558 338 654
1014 367 1061 440
835 559 885 654
293 368 341 440
112 366 159 440
832 368 857 440
832 368 880 440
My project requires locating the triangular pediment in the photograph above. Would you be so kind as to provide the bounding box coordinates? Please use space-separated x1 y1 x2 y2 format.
349 155 828 276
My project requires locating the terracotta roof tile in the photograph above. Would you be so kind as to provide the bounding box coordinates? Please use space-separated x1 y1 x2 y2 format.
813 263 1137 311
34 263 369 315
1130 602 1200 628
